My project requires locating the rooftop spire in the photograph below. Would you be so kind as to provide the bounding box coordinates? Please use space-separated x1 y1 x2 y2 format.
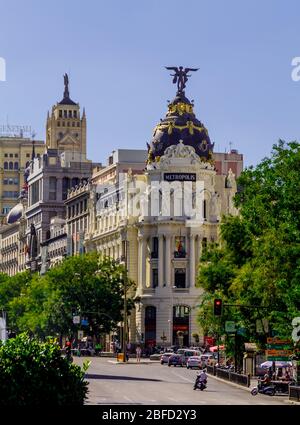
63 73 70 99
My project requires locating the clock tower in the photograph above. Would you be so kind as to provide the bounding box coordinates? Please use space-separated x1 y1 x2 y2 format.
46 74 87 161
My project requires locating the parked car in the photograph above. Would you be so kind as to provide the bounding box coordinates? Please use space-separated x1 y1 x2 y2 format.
161 352 174 364
186 356 203 369
168 354 184 367
176 349 201 365
200 353 215 366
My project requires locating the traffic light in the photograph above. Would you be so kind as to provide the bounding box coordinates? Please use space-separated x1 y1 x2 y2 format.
214 299 222 316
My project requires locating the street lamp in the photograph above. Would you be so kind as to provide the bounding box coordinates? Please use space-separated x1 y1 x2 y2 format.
122 267 127 363
169 285 177 346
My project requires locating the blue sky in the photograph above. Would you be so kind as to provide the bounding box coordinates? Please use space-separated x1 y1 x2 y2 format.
0 0 300 167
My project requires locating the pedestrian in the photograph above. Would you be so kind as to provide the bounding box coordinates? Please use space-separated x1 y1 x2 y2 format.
136 345 142 363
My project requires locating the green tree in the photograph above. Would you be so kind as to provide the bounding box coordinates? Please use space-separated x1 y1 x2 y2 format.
0 333 88 406
197 141 300 347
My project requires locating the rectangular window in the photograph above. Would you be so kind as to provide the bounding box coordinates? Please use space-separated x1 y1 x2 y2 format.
4 153 8 157
26 153 30 158
152 269 158 288
14 153 18 158
151 237 158 258
59 110 62 118
31 181 40 204
9 153 13 158
49 177 57 201
3 191 19 198
74 110 77 118
203 200 207 220
202 237 207 252
64 110 67 118
3 178 8 185
174 268 186 288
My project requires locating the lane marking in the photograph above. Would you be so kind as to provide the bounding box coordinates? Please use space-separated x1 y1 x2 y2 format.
171 370 194 383
167 397 179 402
124 395 135 403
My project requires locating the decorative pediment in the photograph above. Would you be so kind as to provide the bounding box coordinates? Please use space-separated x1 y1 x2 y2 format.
148 140 214 170
58 133 78 147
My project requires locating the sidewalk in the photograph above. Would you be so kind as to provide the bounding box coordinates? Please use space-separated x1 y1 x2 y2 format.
208 373 296 404
108 359 160 365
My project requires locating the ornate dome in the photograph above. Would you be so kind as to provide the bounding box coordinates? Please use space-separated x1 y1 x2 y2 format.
147 91 214 165
7 202 24 224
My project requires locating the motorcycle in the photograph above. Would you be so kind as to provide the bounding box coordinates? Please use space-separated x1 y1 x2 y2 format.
251 381 275 396
193 375 207 391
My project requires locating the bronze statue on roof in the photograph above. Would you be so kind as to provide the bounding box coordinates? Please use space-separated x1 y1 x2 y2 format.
165 66 199 93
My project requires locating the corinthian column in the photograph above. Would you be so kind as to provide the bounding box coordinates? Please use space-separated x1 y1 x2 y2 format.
165 235 171 286
138 236 147 290
158 234 164 287
189 234 195 287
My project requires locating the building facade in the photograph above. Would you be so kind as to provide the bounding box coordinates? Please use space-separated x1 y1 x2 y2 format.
84 79 243 347
25 75 98 272
0 136 45 220
40 217 67 273
65 181 91 256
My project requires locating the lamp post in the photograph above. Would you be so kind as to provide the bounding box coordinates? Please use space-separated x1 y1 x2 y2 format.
122 267 127 363
169 285 177 346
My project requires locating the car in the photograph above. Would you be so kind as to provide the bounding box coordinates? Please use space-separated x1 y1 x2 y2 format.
186 356 203 369
160 352 174 364
176 349 202 365
200 353 214 365
168 354 184 367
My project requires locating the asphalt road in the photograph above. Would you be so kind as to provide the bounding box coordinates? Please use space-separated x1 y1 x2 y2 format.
74 357 289 405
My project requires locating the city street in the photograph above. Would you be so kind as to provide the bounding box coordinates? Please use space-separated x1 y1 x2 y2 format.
74 357 289 405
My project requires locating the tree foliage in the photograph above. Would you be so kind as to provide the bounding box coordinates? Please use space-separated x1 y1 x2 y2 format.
197 141 300 347
0 253 134 341
0 333 88 406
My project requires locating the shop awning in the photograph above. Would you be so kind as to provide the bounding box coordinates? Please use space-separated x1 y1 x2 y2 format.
209 345 225 352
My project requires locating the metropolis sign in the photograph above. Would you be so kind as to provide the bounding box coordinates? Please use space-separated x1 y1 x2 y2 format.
164 173 196 182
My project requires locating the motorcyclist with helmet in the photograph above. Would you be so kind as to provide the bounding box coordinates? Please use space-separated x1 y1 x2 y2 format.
194 369 208 390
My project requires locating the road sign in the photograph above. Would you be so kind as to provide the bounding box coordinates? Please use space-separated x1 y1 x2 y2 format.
266 338 293 360
81 319 89 326
72 315 80 324
78 330 84 340
237 327 247 336
225 321 236 333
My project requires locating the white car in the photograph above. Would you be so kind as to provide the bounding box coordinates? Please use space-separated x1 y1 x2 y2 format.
186 356 203 369
200 353 215 365
160 352 174 364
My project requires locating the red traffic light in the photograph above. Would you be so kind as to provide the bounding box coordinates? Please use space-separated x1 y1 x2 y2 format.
214 299 222 316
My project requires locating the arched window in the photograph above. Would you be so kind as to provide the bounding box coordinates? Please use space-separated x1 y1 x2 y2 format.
71 177 80 188
14 162 19 170
144 306 156 348
4 162 8 169
62 177 70 200
9 162 13 170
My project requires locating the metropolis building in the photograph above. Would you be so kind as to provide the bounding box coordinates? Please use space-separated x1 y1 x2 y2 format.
85 70 243 347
